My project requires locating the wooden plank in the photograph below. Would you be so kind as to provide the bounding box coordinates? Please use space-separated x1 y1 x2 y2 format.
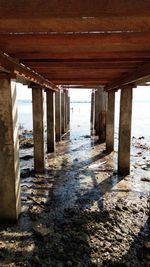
0 32 150 46
1 17 150 33
63 85 101 89
0 50 57 90
11 51 150 60
26 62 138 70
0 1 150 32
49 79 111 85
37 69 130 76
22 57 150 63
2 42 150 55
0 1 150 18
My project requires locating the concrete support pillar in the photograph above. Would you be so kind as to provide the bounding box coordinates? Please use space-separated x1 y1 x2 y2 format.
32 88 45 173
0 78 21 220
65 90 69 131
67 95 70 126
94 90 99 135
55 90 61 141
47 90 56 153
99 91 107 143
90 90 95 134
61 90 65 134
106 91 115 152
118 85 133 176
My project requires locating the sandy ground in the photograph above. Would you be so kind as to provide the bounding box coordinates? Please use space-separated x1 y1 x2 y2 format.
0 130 150 267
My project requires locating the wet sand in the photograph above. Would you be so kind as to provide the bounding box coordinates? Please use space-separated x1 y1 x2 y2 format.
0 131 150 267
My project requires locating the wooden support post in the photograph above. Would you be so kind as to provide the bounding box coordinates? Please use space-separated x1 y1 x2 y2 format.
61 90 65 134
0 78 21 220
118 85 133 176
106 91 115 152
47 90 55 153
90 90 95 134
99 90 107 143
32 87 45 173
55 90 61 141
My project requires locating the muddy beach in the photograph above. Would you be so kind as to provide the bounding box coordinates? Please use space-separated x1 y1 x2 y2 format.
0 130 150 267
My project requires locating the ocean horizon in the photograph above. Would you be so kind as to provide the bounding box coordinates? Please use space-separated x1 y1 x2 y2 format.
17 99 150 144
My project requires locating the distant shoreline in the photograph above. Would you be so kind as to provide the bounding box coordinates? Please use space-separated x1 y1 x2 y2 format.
17 100 91 104
17 99 150 104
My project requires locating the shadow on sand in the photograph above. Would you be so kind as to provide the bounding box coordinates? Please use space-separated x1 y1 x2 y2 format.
0 136 150 267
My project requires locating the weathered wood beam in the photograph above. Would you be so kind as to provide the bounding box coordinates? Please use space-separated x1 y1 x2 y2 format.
0 1 150 32
30 67 135 75
50 79 110 85
63 85 100 89
0 32 150 47
38 70 130 77
106 62 150 91
44 70 126 77
0 50 57 90
22 57 150 64
44 77 121 84
21 61 140 70
0 1 150 18
4 44 150 56
11 51 150 60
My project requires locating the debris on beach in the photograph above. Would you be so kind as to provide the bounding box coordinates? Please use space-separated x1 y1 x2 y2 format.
0 131 150 267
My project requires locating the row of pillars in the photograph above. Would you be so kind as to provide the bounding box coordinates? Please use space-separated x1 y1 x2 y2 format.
33 87 70 172
0 78 70 220
91 85 133 176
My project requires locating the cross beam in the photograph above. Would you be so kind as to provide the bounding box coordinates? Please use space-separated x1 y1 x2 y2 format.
0 50 58 90
105 62 150 91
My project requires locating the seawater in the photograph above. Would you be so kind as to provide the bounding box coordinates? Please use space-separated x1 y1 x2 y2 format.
17 100 33 130
17 100 150 143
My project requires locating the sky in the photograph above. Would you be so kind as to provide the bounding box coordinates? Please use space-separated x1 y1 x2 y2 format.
17 84 32 100
16 83 150 102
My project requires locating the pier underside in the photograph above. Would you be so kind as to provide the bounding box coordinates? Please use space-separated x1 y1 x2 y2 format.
0 1 150 266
